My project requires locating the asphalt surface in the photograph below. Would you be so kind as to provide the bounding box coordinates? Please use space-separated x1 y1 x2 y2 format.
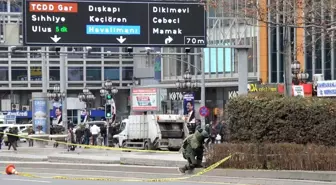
2 166 336 185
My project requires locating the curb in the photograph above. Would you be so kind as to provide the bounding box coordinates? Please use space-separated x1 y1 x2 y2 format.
205 169 336 182
47 155 120 164
120 157 185 167
0 155 48 162
0 162 178 174
0 161 336 182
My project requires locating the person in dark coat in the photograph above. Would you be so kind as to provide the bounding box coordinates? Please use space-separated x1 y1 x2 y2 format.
7 127 17 151
75 127 84 146
100 125 107 146
83 126 91 145
28 126 35 147
0 128 3 150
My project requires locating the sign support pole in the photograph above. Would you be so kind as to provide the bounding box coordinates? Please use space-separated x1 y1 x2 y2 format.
42 47 48 93
60 47 68 133
200 50 206 129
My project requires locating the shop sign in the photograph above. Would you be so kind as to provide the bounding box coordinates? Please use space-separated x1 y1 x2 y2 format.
248 84 278 92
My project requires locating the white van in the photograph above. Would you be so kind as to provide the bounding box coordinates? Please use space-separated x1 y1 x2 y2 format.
3 124 33 146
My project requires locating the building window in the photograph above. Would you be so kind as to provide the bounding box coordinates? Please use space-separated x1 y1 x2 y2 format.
30 66 42 81
49 67 60 81
122 67 133 80
104 67 120 80
0 67 8 81
12 67 28 81
68 67 83 81
86 67 101 81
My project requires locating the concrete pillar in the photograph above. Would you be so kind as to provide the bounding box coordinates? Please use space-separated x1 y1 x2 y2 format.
237 48 249 95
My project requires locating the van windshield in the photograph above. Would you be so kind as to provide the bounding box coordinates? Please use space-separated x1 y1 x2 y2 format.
88 122 105 126
120 122 126 131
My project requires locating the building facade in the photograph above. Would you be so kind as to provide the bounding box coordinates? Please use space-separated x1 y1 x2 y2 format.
0 0 262 122
150 0 260 118
262 0 336 83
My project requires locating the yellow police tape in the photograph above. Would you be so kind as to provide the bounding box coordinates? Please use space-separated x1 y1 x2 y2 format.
4 155 232 182
1 131 233 182
0 132 177 154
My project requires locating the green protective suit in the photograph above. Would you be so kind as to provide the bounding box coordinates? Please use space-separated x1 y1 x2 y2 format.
180 129 209 172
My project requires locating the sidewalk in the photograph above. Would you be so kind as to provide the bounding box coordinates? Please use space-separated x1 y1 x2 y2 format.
0 146 185 166
1 147 336 182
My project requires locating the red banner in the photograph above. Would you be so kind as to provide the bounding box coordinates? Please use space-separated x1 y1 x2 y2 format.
278 83 313 97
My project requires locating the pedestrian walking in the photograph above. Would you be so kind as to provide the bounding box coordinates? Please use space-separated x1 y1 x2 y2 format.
83 126 91 146
75 126 84 147
67 127 75 152
28 126 35 147
101 125 107 146
7 127 17 151
0 128 3 150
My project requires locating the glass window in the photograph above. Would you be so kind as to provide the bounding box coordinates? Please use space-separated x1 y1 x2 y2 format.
0 1 21 12
104 67 120 80
49 67 60 81
68 67 83 81
86 67 101 81
122 67 133 80
12 67 28 81
30 66 42 81
0 67 8 81
103 47 119 59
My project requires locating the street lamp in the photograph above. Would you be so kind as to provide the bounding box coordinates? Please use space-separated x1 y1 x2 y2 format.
100 79 118 98
175 70 199 92
78 87 96 106
47 84 66 102
127 77 140 87
291 60 309 85
78 87 95 122
47 84 66 134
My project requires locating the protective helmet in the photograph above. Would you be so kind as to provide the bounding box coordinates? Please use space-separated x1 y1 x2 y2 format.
201 130 209 138
204 124 210 134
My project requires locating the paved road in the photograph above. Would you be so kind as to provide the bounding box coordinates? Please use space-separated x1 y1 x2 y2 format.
2 166 336 185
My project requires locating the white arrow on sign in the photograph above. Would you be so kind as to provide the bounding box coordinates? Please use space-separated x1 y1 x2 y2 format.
50 35 61 43
116 36 126 44
165 36 173 44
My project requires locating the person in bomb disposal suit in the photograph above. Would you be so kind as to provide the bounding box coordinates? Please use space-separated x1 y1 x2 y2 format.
178 128 209 173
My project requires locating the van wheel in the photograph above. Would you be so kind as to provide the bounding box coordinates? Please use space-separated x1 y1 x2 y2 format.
121 141 127 148
144 142 150 150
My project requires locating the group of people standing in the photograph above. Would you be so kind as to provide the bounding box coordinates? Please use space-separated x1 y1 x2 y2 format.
64 123 108 151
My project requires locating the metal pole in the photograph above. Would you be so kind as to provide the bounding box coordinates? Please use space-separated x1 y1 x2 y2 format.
106 117 110 147
200 50 206 129
284 26 292 96
60 47 68 133
237 48 249 95
41 47 47 93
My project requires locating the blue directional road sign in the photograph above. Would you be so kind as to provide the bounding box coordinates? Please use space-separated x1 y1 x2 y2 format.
23 0 207 47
